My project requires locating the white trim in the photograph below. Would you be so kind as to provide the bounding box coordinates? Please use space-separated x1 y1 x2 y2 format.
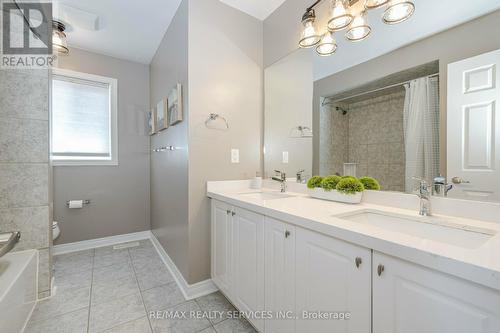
51 68 119 167
53 231 151 255
150 232 218 300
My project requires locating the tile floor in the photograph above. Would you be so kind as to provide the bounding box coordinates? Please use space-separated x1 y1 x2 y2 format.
25 239 256 333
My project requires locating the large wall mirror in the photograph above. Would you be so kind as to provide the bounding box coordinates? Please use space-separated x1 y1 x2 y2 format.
264 9 500 203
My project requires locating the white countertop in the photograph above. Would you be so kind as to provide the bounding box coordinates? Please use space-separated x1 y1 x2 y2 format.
207 181 500 291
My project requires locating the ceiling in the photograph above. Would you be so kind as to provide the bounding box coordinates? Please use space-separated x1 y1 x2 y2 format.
219 0 287 20
52 0 183 64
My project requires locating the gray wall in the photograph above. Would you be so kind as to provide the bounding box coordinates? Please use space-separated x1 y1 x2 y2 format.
188 0 263 284
149 0 263 285
0 68 52 298
150 0 190 281
263 0 310 67
54 48 151 244
312 10 500 175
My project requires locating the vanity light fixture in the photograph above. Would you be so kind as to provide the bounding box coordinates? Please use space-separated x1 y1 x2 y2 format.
299 9 322 48
316 31 337 56
52 20 69 55
328 0 353 31
346 10 371 41
382 0 415 24
299 0 415 56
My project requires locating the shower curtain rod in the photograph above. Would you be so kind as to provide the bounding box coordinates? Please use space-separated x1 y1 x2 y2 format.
323 73 439 106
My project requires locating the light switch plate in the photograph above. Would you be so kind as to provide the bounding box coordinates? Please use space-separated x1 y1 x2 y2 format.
283 151 289 163
231 149 239 163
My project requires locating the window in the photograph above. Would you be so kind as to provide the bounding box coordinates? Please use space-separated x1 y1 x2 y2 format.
51 69 118 166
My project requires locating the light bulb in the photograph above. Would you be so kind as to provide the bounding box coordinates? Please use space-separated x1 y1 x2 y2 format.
382 0 415 24
299 11 321 48
316 32 337 56
345 11 371 41
364 0 389 9
327 0 353 31
52 20 69 54
52 30 68 54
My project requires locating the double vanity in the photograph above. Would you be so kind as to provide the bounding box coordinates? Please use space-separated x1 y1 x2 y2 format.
208 180 500 333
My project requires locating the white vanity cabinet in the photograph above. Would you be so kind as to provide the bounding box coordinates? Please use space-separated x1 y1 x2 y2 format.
211 198 500 333
264 217 296 333
373 252 500 333
232 206 266 332
211 200 233 297
211 199 372 333
295 227 371 333
211 200 266 331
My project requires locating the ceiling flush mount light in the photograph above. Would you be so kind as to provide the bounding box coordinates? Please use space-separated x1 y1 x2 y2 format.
52 20 69 54
364 0 389 9
382 0 415 24
298 0 415 57
328 0 353 31
346 10 371 41
299 9 321 48
316 31 337 56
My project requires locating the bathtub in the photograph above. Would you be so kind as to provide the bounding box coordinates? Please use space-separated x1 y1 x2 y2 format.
0 250 38 333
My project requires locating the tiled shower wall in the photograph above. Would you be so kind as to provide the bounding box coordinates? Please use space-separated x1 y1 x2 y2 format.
348 91 406 191
320 90 406 191
0 69 52 298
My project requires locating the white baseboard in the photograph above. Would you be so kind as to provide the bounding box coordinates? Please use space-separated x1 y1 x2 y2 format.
149 232 218 300
53 231 151 255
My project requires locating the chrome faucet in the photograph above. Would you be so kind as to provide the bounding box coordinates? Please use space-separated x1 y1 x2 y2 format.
272 170 287 193
296 169 305 183
414 177 431 216
433 175 453 197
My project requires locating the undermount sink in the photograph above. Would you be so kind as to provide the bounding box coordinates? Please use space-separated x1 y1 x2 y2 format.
336 210 496 249
238 191 294 201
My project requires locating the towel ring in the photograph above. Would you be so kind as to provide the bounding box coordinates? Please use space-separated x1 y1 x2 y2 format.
205 113 229 129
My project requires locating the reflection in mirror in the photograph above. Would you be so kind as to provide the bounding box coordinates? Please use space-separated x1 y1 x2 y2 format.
264 50 314 180
319 62 440 192
264 9 500 202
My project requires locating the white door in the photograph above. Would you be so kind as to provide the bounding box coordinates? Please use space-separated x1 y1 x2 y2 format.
373 252 500 333
233 207 265 332
211 200 233 297
447 49 500 201
265 217 296 333
295 227 371 333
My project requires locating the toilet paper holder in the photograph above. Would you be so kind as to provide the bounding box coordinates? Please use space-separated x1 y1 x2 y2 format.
66 200 91 207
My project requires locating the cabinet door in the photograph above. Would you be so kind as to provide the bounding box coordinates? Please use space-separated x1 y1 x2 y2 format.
233 207 265 332
373 252 500 333
265 217 296 333
211 200 233 296
296 228 371 333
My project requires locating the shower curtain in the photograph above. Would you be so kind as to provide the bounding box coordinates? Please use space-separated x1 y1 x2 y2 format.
403 76 440 193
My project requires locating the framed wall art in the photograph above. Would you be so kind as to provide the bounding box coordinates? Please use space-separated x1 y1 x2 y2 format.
156 98 168 131
148 107 157 135
168 83 183 126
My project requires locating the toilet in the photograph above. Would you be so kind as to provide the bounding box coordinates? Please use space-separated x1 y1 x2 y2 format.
52 221 60 240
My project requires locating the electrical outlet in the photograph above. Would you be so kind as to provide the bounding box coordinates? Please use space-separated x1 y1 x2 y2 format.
231 149 239 163
283 151 289 163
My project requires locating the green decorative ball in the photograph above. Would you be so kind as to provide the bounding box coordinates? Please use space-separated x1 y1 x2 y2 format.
307 176 324 189
320 175 342 191
359 176 381 190
336 177 365 195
